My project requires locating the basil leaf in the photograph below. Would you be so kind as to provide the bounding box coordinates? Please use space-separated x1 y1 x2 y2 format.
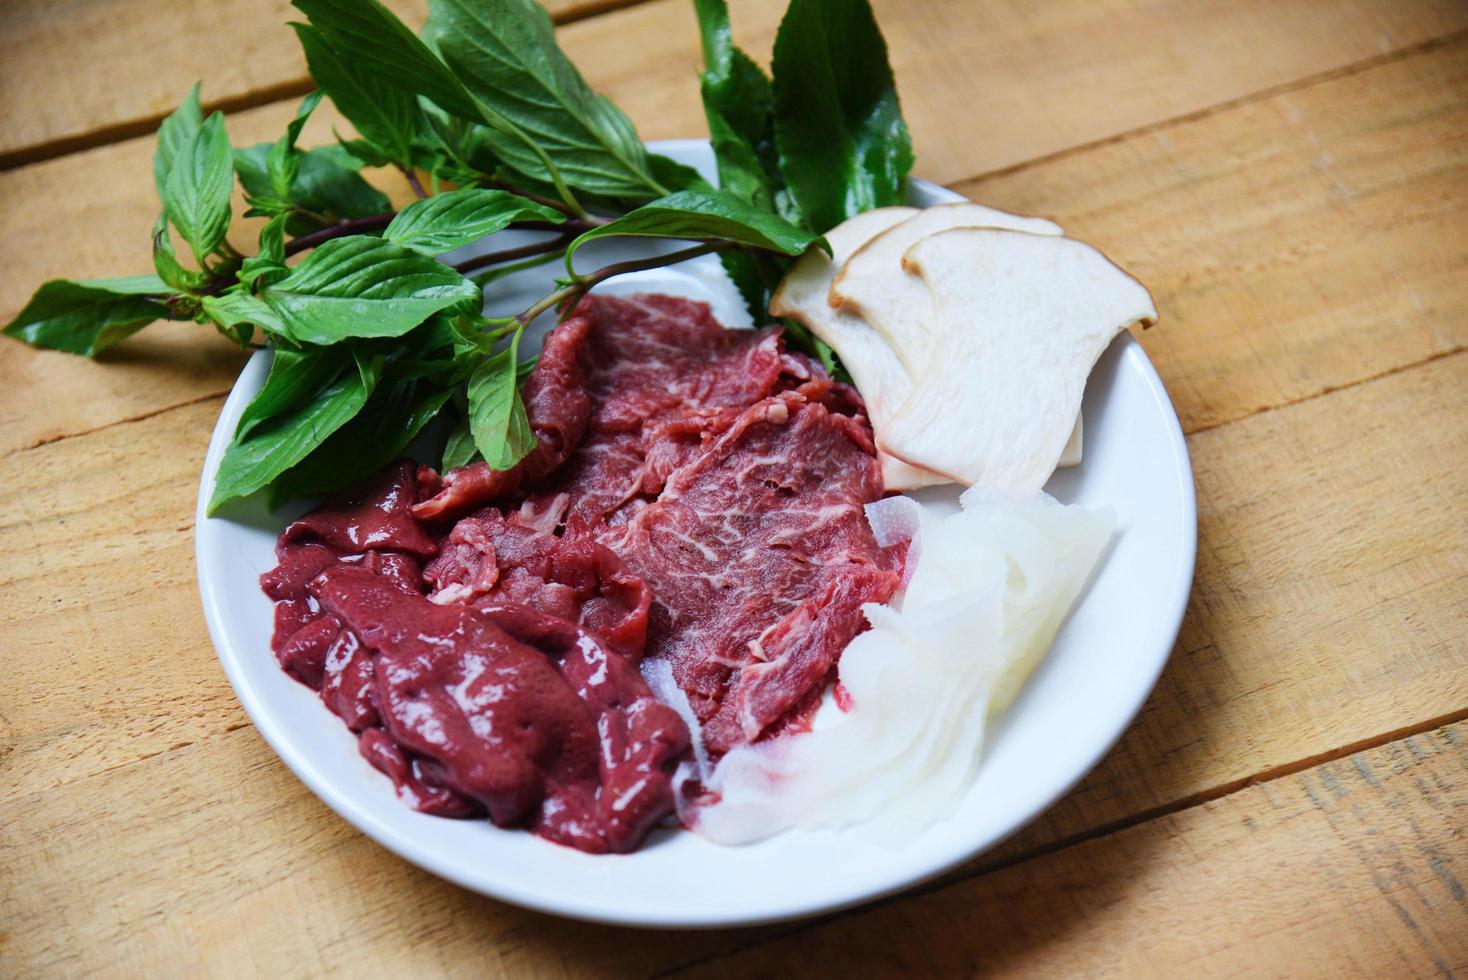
291 0 481 121
693 0 780 211
266 91 324 199
201 291 292 340
154 83 204 201
238 214 290 289
235 345 351 440
165 111 234 264
208 353 381 512
718 248 788 324
383 188 563 255
648 152 713 194
271 379 453 503
293 0 574 206
567 189 825 265
467 328 533 471
421 101 501 181
440 416 480 471
3 277 169 357
428 0 665 200
152 211 208 291
771 0 913 232
256 236 481 345
293 23 426 167
235 144 390 235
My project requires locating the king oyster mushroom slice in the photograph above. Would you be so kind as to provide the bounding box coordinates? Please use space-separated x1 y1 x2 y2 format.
830 202 1085 466
881 227 1157 490
772 206 952 491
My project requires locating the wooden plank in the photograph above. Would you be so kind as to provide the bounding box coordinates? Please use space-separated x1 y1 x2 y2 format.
1 344 1463 974
572 0 1468 187
677 725 1468 978
5 37 1465 457
959 35 1468 433
0 98 416 457
1 709 1460 975
0 0 643 167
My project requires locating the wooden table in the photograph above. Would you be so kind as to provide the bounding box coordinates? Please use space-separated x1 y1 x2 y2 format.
2 0 1465 974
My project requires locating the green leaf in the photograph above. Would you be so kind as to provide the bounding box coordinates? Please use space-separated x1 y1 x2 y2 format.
293 23 425 167
266 91 324 199
771 0 913 232
293 0 579 209
291 0 481 121
3 277 169 357
420 101 501 180
238 214 290 289
271 378 453 502
440 415 480 470
164 111 235 264
717 248 787 323
235 144 391 230
648 152 713 194
201 291 293 340
383 188 563 255
566 188 825 266
152 211 209 291
155 83 204 201
693 0 781 212
256 236 481 345
466 328 534 471
428 0 665 200
236 344 352 440
208 353 381 512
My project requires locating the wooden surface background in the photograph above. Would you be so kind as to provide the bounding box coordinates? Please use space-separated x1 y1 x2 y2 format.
2 0 1465 975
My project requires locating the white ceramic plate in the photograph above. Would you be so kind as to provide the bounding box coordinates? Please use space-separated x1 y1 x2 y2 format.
196 140 1195 928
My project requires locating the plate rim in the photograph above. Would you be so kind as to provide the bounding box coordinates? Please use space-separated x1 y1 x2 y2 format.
195 139 1197 928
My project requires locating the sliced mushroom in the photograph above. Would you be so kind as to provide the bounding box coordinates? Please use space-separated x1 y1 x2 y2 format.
829 202 1083 465
880 228 1157 490
772 207 950 490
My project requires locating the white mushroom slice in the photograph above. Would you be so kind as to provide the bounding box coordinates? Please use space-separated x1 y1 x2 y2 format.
881 228 1157 490
1058 413 1083 467
829 202 1063 371
771 206 951 490
828 202 1082 466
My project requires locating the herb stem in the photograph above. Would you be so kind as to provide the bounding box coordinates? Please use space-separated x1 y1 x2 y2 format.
469 250 563 286
453 233 575 275
481 177 611 226
283 213 396 256
516 241 729 326
401 166 429 200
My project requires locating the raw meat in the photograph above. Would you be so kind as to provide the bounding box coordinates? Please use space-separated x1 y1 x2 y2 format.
260 294 903 854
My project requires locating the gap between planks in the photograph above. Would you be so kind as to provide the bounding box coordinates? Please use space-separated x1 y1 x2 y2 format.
965 27 1468 188
6 29 1465 460
0 0 657 172
651 702 1468 978
5 19 1462 460
7 328 1462 464
9 346 1465 968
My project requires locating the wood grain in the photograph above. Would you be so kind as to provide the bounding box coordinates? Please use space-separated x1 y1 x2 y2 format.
9 0 1460 171
0 97 414 457
1 345 1462 975
679 725 1468 979
573 0 1468 188
5 38 1465 458
960 35 1468 434
4 0 1467 972
0 0 644 167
